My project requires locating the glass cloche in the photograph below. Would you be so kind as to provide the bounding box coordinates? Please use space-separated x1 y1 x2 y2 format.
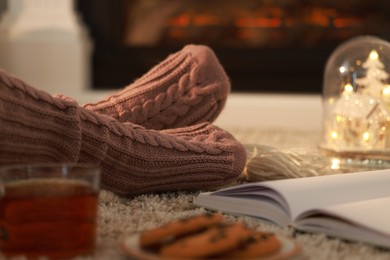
319 35 390 162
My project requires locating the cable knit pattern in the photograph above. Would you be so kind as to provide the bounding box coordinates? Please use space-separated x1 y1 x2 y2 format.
0 69 70 110
0 69 81 165
0 68 247 196
83 44 230 130
78 108 224 155
78 107 247 196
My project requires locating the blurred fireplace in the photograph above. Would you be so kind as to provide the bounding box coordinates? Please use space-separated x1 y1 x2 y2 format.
76 0 390 93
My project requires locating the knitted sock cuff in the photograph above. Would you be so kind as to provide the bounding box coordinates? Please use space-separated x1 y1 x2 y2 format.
77 108 246 196
0 69 82 165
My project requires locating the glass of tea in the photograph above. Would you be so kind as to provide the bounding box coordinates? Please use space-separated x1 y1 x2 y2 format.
0 163 100 259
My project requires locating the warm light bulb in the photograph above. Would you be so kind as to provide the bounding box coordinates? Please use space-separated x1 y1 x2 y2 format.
369 50 379 60
330 158 341 170
339 66 346 73
330 131 338 139
336 115 344 122
344 84 353 93
362 132 370 142
383 85 390 96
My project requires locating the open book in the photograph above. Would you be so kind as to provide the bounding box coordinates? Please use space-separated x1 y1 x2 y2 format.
193 169 390 248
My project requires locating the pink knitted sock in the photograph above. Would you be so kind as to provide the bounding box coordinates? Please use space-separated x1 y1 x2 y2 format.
0 69 246 196
83 45 230 130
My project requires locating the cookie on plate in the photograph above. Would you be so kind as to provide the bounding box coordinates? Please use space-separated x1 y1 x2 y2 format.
159 222 253 258
139 213 224 249
222 231 281 258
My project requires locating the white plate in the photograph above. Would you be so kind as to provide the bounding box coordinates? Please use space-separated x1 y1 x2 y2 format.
121 233 302 260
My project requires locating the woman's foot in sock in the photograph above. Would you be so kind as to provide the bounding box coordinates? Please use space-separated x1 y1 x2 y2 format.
83 44 230 130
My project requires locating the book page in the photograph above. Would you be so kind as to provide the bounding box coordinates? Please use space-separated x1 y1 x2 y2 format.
293 196 390 248
257 169 390 221
197 169 390 226
194 194 292 226
195 187 292 226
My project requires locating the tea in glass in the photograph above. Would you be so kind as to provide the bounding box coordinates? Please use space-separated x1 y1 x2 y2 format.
0 164 100 259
